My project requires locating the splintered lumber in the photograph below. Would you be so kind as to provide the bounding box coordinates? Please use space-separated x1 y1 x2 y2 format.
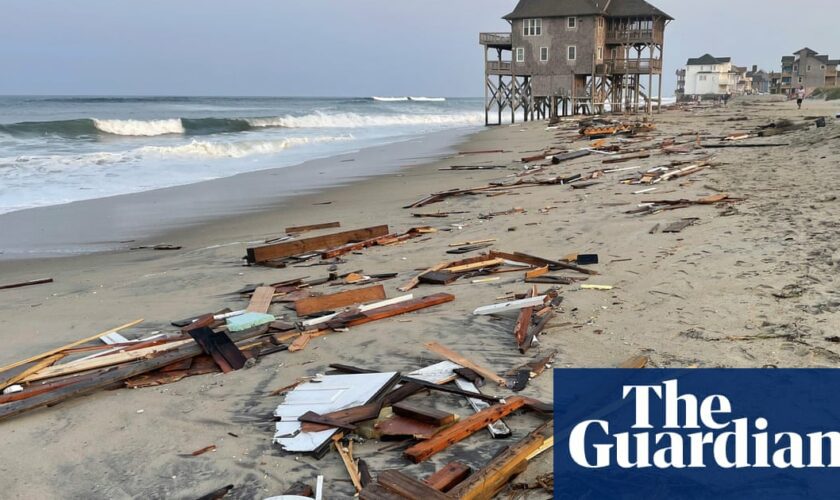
513 287 538 351
424 342 506 386
0 353 65 391
551 150 590 164
404 396 527 463
450 420 554 500
301 294 414 329
321 232 408 259
448 239 496 247
336 293 455 328
374 470 450 500
445 258 504 274
295 284 386 317
454 379 511 439
525 266 549 280
285 221 341 234
392 401 457 426
288 333 312 352
246 225 390 264
0 326 270 422
188 328 247 373
425 462 472 492
246 286 276 313
399 261 448 292
0 319 144 376
333 437 363 494
0 278 53 291
489 250 598 276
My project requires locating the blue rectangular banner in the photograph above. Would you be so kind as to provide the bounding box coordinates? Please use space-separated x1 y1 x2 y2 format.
554 369 840 499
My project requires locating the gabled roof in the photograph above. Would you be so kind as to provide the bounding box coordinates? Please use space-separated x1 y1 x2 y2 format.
504 0 673 20
686 54 731 66
796 47 818 55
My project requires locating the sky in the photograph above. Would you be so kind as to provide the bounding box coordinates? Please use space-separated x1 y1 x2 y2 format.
1 0 838 97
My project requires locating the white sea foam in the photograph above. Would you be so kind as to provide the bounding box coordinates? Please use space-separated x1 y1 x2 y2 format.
93 118 185 136
372 96 409 102
247 112 482 129
136 135 349 159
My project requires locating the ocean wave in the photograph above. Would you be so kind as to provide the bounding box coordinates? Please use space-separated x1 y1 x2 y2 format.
0 111 481 138
136 135 349 159
247 112 482 129
93 118 185 136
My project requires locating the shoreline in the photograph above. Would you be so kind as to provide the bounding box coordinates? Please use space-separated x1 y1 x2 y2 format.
1 96 839 498
0 126 479 260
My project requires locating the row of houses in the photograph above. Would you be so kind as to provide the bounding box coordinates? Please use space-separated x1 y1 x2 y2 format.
676 47 840 100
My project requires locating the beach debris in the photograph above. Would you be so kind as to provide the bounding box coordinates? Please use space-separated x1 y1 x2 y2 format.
191 444 217 456
130 244 182 251
619 355 650 368
247 225 390 265
581 284 614 291
424 342 506 386
0 278 54 291
424 462 472 492
662 218 700 233
294 284 386 317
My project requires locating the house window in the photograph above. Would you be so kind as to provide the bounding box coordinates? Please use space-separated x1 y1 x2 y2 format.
807 65 811 72
567 17 577 29
523 19 542 36
699 75 707 81
798 77 803 83
821 65 826 70
597 47 603 60
567 46 576 61
540 47 549 62
516 47 525 63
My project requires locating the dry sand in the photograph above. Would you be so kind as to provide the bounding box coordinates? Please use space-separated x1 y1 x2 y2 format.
0 96 839 499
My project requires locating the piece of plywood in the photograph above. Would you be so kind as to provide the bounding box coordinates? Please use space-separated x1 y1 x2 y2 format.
273 372 399 454
247 225 390 264
247 286 276 313
424 342 506 386
404 397 527 463
295 285 386 317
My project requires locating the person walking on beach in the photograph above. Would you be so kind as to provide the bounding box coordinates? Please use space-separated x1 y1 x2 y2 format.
723 90 732 107
796 86 806 109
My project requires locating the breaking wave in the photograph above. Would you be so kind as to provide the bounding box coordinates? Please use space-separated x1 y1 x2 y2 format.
0 112 482 138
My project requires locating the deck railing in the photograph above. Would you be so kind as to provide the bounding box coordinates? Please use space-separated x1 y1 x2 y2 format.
486 61 513 73
605 29 662 44
603 58 662 73
480 32 512 46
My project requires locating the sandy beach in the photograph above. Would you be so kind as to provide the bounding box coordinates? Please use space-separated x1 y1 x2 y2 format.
1 96 839 498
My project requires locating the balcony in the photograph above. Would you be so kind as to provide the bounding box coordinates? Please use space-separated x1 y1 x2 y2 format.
602 58 662 74
480 32 512 49
606 29 662 45
486 60 512 74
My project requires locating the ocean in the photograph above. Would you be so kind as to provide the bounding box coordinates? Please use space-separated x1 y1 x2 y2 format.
0 96 483 215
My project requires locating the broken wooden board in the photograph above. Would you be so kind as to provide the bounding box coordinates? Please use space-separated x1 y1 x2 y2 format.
449 420 554 500
473 296 547 316
551 150 590 164
424 462 471 492
404 396 527 463
285 221 341 234
294 284 386 317
445 258 504 274
513 287 537 351
273 372 400 455
489 250 598 276
375 414 440 440
188 327 247 373
372 470 450 500
246 286 276 313
603 150 651 164
301 294 414 329
335 293 455 328
424 342 506 386
247 225 390 264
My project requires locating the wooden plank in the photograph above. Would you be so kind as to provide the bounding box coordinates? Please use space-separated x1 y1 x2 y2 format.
0 353 65 390
404 397 527 463
375 414 440 440
418 271 460 285
424 342 506 386
445 258 504 274
247 225 390 264
359 483 406 500
285 221 341 234
472 296 547 316
513 287 537 349
398 261 448 292
334 436 363 494
295 284 386 317
300 411 357 430
288 333 312 352
376 470 450 500
0 278 53 291
188 328 247 373
524 266 549 280
392 401 457 426
22 339 194 383
300 403 383 433
0 326 271 422
0 319 144 376
321 233 401 259
246 286 276 313
450 421 554 500
336 294 455 328
489 250 598 276
424 462 472 492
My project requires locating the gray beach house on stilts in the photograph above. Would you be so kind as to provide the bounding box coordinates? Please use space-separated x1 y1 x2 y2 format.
480 0 672 124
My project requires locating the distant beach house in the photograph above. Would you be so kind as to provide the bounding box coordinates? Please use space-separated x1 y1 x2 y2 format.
777 48 839 96
681 54 737 99
746 65 770 94
480 0 672 124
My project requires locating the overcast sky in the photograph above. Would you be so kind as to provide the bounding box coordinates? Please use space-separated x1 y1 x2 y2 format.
1 0 838 97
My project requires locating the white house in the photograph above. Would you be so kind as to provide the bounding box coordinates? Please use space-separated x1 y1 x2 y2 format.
683 54 735 97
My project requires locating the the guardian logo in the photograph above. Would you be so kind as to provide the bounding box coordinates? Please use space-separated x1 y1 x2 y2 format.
568 379 840 469
554 369 840 499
